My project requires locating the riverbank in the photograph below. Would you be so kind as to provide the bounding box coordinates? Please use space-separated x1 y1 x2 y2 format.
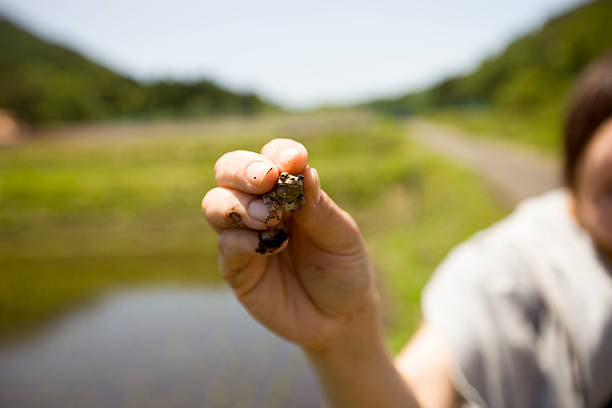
0 112 506 351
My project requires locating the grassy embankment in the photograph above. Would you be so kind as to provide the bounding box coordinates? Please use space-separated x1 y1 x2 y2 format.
0 114 506 351
424 105 564 154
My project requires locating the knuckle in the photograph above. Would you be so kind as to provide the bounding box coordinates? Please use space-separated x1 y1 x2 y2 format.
201 189 223 216
224 206 246 229
202 188 244 229
201 195 208 213
213 152 231 174
214 150 247 175
201 189 215 212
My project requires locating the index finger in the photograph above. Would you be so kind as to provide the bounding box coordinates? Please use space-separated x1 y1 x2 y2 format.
261 139 308 174
214 150 279 194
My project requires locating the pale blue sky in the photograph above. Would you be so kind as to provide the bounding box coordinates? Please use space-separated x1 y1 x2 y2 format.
0 0 587 109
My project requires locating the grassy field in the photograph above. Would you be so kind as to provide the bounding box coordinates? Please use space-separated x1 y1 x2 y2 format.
425 105 565 154
0 112 506 350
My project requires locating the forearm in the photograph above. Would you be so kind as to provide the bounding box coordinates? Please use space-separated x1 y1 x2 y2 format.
304 304 419 408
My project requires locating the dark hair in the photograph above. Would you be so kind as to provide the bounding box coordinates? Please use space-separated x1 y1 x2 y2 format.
564 49 612 188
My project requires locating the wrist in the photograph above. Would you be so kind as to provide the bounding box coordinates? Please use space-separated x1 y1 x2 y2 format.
304 289 388 366
303 292 417 408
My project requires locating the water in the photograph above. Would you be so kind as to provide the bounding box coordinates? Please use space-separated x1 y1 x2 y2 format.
0 287 323 408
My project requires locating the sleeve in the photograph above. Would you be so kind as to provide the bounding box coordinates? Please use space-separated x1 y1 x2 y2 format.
422 237 546 408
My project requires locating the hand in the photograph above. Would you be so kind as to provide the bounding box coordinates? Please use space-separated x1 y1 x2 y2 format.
202 138 379 351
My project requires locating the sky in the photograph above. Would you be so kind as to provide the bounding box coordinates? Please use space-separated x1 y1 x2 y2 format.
0 0 588 109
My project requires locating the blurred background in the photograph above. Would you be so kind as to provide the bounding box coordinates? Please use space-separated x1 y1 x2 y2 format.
0 0 611 406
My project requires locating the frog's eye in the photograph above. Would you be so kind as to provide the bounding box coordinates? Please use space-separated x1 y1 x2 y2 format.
298 175 304 181
279 172 288 181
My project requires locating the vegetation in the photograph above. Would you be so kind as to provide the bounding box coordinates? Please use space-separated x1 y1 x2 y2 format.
4 0 577 350
0 17 274 126
367 0 612 151
424 105 564 152
0 114 506 349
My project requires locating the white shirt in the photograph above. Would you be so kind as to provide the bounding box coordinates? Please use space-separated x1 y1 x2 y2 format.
423 190 612 408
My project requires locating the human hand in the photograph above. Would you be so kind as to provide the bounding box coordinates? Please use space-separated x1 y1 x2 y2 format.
202 138 380 351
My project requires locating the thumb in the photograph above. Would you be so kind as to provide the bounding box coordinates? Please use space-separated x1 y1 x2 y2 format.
293 168 364 252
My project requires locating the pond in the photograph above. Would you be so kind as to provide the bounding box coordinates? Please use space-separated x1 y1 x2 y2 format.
0 287 323 408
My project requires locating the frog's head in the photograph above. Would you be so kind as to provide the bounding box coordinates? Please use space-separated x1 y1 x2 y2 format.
278 172 304 186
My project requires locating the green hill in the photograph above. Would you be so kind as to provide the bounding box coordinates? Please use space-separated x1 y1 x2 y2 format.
366 0 612 149
0 16 273 125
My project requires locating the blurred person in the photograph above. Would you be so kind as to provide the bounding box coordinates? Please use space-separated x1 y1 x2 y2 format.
201 51 612 407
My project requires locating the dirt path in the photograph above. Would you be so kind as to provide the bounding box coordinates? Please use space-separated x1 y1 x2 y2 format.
406 119 562 207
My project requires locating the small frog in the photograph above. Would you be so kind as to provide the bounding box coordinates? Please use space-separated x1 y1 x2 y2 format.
263 172 305 221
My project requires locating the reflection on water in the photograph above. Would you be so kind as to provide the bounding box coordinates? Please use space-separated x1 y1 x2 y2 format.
0 287 322 408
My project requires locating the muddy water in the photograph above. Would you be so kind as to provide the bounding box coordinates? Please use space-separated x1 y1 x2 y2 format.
0 288 323 408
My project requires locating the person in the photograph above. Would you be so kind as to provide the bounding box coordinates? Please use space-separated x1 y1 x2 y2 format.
201 51 612 408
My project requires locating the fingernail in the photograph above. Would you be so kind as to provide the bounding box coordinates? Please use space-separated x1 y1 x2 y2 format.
311 168 322 203
246 162 272 185
248 200 269 223
279 148 299 166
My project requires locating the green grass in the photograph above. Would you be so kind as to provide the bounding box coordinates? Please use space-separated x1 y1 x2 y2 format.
425 104 565 154
0 113 506 350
